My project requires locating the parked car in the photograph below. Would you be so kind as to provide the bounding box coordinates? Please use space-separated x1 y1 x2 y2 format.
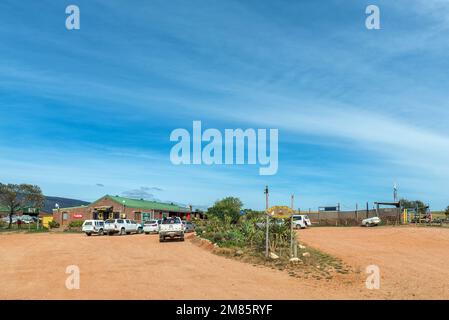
82 220 105 236
362 216 381 227
256 218 285 229
104 219 143 235
159 217 184 242
182 220 195 233
2 216 18 224
18 215 35 224
292 215 312 229
143 220 160 234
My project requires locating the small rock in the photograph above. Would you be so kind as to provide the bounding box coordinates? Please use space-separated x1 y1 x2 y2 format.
235 250 244 256
269 252 280 260
316 265 321 269
302 252 310 257
299 245 306 249
289 257 301 264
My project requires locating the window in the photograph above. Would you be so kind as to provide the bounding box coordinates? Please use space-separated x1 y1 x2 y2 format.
162 217 180 224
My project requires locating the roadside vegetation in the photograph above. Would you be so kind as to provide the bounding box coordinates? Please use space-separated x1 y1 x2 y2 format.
0 220 48 233
194 197 350 280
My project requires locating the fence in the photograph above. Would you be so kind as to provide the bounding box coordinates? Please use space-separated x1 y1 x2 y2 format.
308 208 402 226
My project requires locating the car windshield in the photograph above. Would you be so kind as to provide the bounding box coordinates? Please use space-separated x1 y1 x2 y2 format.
162 218 179 224
84 221 92 226
117 219 124 223
292 216 302 220
105 220 114 223
145 220 157 225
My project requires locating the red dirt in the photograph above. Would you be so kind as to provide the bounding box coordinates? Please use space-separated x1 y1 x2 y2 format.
299 225 449 299
1 226 446 299
0 232 371 300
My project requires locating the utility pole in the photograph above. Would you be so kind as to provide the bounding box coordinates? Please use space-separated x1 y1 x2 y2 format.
290 194 294 257
366 202 369 218
264 186 269 258
55 203 61 227
393 182 398 202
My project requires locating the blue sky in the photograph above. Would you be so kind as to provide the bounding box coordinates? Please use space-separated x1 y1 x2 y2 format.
1 0 449 210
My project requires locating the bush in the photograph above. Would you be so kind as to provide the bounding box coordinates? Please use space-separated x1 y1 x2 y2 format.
48 220 60 229
68 220 84 228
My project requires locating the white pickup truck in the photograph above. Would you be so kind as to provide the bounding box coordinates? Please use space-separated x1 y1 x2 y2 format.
159 217 185 242
104 219 143 235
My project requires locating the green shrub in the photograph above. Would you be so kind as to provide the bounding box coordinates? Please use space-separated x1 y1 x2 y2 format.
48 220 60 229
68 220 84 228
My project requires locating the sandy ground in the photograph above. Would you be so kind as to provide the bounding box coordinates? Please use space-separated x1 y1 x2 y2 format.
300 225 449 299
1 226 447 299
1 231 372 300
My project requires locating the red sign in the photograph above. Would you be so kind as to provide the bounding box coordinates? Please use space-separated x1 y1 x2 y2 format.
73 214 83 218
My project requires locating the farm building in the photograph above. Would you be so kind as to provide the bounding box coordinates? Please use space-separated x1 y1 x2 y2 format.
52 195 192 226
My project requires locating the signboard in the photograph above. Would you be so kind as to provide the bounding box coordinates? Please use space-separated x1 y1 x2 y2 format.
319 206 339 212
142 212 153 222
73 214 83 219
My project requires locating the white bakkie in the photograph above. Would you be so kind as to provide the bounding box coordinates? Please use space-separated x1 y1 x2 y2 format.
291 214 312 229
82 220 105 236
104 219 142 235
159 217 185 242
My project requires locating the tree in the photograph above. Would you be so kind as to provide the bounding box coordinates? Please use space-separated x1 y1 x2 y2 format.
0 183 44 228
445 206 449 219
207 197 243 224
399 199 427 215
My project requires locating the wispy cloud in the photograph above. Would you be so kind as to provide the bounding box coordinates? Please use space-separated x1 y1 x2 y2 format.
1 1 449 209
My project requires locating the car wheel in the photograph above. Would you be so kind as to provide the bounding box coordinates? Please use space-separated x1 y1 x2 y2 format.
145 232 149 235
98 229 104 236
86 232 91 236
159 237 164 242
137 227 143 234
180 236 185 242
120 228 126 235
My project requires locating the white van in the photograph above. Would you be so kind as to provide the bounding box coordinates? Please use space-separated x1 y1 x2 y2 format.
292 215 312 229
82 220 105 236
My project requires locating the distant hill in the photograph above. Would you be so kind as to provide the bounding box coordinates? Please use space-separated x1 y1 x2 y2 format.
42 196 90 213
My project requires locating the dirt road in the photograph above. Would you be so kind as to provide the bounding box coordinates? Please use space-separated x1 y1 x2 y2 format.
300 226 449 299
1 226 447 299
1 232 373 300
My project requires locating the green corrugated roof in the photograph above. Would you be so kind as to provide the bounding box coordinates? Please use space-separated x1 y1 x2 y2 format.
98 195 190 213
52 205 89 212
0 206 34 212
